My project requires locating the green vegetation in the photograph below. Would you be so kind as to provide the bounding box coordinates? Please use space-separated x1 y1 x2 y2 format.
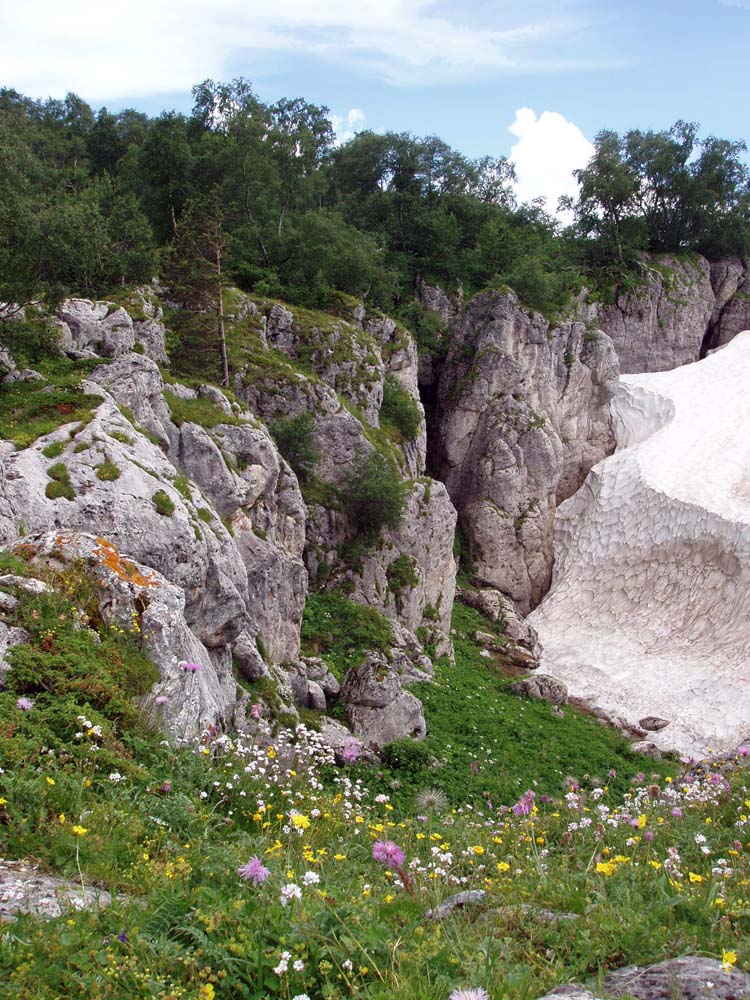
151 489 175 516
380 376 422 443
300 592 392 679
41 440 65 459
95 458 121 481
44 462 75 501
0 359 103 449
172 473 192 501
270 411 320 482
386 553 419 607
163 390 245 430
339 450 407 539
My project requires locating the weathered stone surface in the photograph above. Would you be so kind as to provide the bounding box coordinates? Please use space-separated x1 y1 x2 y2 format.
459 586 540 651
639 716 670 731
11 531 235 738
603 956 750 1000
598 255 715 373
0 860 113 922
425 889 486 920
340 653 426 748
629 740 662 758
536 988 597 1000
710 261 750 348
232 628 268 682
57 299 135 358
510 674 568 705
437 290 618 613
0 622 30 686
0 345 16 377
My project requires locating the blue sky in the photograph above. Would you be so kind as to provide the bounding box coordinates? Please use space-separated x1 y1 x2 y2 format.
3 0 749 212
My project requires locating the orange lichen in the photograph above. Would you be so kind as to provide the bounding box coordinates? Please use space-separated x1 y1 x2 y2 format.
93 537 159 590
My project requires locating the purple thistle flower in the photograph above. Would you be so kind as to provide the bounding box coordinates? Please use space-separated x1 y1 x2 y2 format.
154 694 169 705
738 746 749 757
179 661 203 673
341 738 362 764
15 697 34 711
372 840 405 869
449 989 490 1000
512 789 536 816
644 830 655 842
250 702 263 720
238 855 271 885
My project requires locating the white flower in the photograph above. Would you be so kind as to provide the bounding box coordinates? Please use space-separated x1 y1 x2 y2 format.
280 883 302 906
301 870 320 886
109 772 124 784
292 994 311 1000
342 959 353 972
293 959 305 971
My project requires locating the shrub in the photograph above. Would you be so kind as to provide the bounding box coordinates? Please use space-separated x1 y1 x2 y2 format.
300 592 392 679
95 459 121 481
339 450 407 539
45 462 75 501
152 490 175 516
380 376 422 443
270 411 320 483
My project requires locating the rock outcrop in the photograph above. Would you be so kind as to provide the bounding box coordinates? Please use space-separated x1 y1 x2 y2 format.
597 255 715 373
529 332 750 755
435 290 618 613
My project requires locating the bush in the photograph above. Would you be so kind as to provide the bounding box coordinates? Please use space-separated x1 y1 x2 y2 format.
152 489 175 516
380 376 421 443
270 411 320 483
300 592 392 679
339 450 407 539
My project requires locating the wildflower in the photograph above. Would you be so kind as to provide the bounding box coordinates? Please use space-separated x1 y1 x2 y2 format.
290 812 311 830
301 870 320 886
416 787 448 813
238 856 271 885
273 950 291 974
154 695 169 705
292 995 311 1000
689 872 703 883
341 738 362 764
372 840 406 868
15 697 34 711
250 702 262 720
280 883 302 906
342 959 353 972
199 986 215 1000
117 932 128 942
179 661 203 672
721 949 737 972
45 777 55 786
512 789 536 816
109 772 124 784
71 825 88 837
293 959 305 971
449 989 490 1000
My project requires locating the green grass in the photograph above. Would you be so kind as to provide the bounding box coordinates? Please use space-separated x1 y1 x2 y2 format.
152 489 175 516
0 571 747 1000
44 462 75 501
0 359 104 449
96 458 121 481
300 592 392 680
163 390 247 430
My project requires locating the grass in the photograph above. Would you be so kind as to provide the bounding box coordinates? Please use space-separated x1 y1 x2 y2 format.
163 391 248 431
0 358 104 449
96 458 121 482
300 592 393 680
44 462 75 501
152 490 175 516
0 573 747 999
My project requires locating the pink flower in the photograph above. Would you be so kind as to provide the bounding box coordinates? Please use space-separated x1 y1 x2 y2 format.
372 840 405 869
250 702 263 720
738 746 749 757
238 855 271 885
15 697 34 711
341 738 362 764
179 661 203 673
154 695 169 705
512 789 536 816
449 989 490 1000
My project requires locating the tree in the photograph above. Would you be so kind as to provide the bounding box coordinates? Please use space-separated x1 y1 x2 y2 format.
340 450 407 539
164 190 230 384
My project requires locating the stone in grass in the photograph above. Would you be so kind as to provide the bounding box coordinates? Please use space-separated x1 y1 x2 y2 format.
0 860 112 922
604 956 750 1000
425 889 487 920
629 740 662 759
510 674 568 705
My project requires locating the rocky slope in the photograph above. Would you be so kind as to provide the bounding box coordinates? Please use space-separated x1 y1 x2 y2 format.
0 290 457 746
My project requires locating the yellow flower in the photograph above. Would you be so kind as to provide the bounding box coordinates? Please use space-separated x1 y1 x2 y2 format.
721 949 737 971
688 872 703 884
497 861 510 872
58 813 65 825
471 845 485 855
199 985 215 1000
334 854 347 861
291 813 310 830
0 798 7 806
71 825 88 837
596 861 617 877
384 894 394 903
648 860 662 870
637 814 647 829
46 777 55 786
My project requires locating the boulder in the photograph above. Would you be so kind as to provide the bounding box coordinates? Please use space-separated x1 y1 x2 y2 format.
603 957 750 1000
340 653 426 748
0 860 114 922
57 299 135 358
510 674 568 705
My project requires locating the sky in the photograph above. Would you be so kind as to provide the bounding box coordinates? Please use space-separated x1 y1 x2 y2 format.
2 0 749 215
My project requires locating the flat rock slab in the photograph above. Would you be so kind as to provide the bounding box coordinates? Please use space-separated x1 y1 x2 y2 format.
604 957 750 1000
0 860 112 922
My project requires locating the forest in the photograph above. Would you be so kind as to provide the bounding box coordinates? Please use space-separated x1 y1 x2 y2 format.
1 78 749 331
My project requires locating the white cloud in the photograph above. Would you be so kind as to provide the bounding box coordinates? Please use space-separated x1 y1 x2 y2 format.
331 108 366 145
507 107 594 219
1 1 612 101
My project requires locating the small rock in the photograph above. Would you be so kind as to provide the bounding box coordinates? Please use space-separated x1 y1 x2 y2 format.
639 716 670 732
604 956 750 1000
0 592 18 612
537 988 598 1000
510 674 568 705
425 890 486 920
629 740 662 759
0 860 113 922
0 575 51 595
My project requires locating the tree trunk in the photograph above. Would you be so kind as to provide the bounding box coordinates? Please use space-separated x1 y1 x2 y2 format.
216 241 229 387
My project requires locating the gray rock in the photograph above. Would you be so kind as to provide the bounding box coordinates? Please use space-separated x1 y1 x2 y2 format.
340 653 426 748
0 591 17 612
58 299 135 358
510 674 568 705
0 622 30 686
629 740 662 758
425 889 486 920
0 860 113 922
12 531 235 739
437 290 618 613
232 628 268 682
0 345 16 376
639 716 670 732
598 255 715 373
536 988 597 1000
460 587 540 651
603 956 750 1000
0 574 51 595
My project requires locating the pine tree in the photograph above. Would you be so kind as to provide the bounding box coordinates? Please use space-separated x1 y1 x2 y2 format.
164 190 229 385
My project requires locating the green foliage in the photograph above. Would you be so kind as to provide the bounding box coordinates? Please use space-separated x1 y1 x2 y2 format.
95 458 121 481
41 440 65 458
300 592 392 679
380 376 421 443
270 410 320 482
339 450 407 539
163 390 245 430
380 737 432 774
152 489 175 516
44 462 74 500
172 474 192 500
0 317 60 366
0 358 102 448
386 554 419 605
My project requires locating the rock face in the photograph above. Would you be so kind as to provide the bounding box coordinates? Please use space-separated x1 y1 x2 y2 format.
0 860 114 923
10 531 237 738
435 290 618 613
56 289 168 364
340 653 427 748
597 255 715 373
529 332 750 755
707 257 750 350
604 957 750 1000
